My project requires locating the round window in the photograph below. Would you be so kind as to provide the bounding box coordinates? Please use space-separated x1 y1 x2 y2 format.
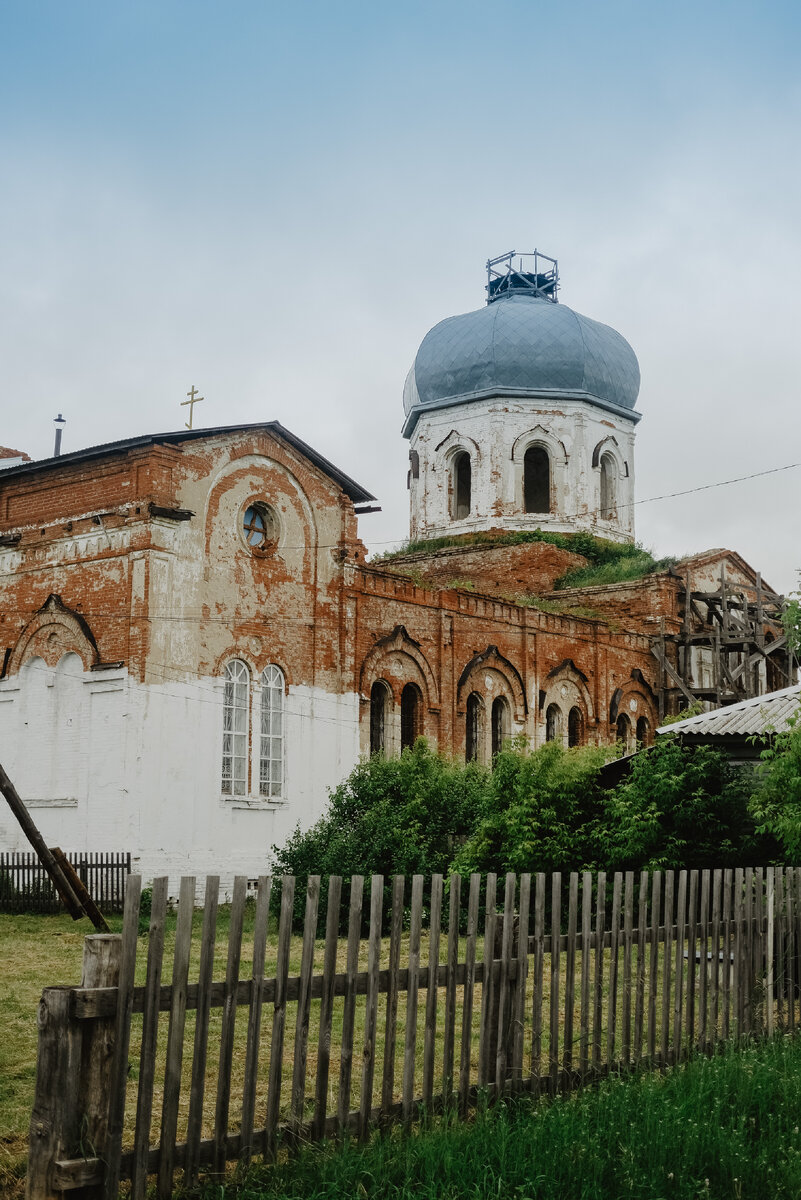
242 502 278 552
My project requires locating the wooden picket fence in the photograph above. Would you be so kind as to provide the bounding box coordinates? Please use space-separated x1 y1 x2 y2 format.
27 866 801 1199
0 850 130 914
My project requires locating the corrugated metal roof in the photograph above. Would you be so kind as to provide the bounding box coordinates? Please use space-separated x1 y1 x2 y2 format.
657 684 801 739
0 421 376 505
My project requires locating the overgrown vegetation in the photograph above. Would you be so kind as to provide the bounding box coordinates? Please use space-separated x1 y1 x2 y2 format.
377 528 678 593
272 737 778 890
200 1038 801 1200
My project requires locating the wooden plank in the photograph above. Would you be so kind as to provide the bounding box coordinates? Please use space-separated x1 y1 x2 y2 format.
74 934 122 1200
672 870 687 1064
494 873 517 1095
402 875 424 1123
562 873 578 1081
184 876 219 1185
743 867 754 1036
381 876 405 1119
512 873 531 1088
459 874 481 1115
290 876 320 1129
685 871 698 1051
766 867 775 1037
337 875 364 1133
157 876 196 1200
213 876 247 1174
549 872 561 1091
606 873 622 1068
478 873 498 1087
441 874 460 1105
775 868 785 1032
313 875 342 1140
621 872 634 1069
721 869 732 1042
240 876 272 1163
422 873 443 1107
131 876 169 1200
531 873 546 1088
579 871 592 1080
660 871 674 1068
708 868 721 1046
785 867 795 1035
733 867 744 1039
265 875 296 1155
26 988 81 1200
647 871 661 1064
359 875 384 1138
592 872 606 1071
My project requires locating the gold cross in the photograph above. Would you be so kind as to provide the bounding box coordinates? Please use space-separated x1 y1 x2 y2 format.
181 385 204 429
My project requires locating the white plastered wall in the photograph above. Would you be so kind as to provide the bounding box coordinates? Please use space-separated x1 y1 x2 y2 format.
0 661 361 895
408 397 637 543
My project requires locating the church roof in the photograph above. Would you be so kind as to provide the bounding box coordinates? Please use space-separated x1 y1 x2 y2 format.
0 422 376 504
403 291 641 437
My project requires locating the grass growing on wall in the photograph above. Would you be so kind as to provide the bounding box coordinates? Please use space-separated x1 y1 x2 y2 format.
203 1038 801 1200
377 529 678 593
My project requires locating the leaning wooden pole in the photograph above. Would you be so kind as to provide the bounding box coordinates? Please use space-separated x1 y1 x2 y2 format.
0 758 108 929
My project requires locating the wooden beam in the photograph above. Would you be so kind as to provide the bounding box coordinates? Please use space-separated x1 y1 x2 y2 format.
0 760 83 919
650 644 697 707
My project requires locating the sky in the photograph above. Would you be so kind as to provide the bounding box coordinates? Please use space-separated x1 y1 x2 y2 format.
1 1 800 592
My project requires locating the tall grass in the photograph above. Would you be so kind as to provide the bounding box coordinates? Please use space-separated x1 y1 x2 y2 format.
201 1039 801 1199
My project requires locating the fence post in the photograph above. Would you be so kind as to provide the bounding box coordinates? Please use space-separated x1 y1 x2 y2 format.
26 989 81 1200
78 935 122 1198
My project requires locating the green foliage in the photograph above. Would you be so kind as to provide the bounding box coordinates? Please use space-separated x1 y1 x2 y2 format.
553 550 679 591
782 572 801 657
270 740 488 927
603 735 771 871
137 885 153 937
452 741 608 876
750 711 801 860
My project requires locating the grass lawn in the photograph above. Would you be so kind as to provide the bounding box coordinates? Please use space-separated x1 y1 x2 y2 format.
198 1038 801 1200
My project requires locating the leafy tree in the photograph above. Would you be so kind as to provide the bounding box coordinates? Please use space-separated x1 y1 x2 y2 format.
603 734 772 871
451 740 608 876
750 714 801 861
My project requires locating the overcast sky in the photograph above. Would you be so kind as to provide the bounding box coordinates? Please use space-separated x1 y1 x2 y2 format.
1 1 799 592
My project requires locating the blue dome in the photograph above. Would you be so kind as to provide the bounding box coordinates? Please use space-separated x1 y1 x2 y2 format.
402 293 641 436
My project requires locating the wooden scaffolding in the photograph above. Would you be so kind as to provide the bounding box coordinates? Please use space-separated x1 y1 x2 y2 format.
652 565 796 721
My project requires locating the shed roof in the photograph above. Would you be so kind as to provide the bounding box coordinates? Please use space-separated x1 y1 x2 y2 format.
657 684 801 740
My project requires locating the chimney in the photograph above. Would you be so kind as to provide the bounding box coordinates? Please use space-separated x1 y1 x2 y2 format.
53 413 66 457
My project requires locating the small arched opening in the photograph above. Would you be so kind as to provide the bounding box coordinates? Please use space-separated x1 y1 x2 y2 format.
616 712 632 752
400 682 423 750
545 703 562 743
370 680 391 755
524 445 550 514
466 692 483 762
600 453 617 520
568 706 583 748
452 451 472 520
491 696 511 759
636 715 651 747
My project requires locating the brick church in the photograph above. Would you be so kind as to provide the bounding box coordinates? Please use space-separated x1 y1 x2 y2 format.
0 252 790 884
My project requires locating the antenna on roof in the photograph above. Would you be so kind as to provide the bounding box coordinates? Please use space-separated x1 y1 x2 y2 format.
53 413 66 457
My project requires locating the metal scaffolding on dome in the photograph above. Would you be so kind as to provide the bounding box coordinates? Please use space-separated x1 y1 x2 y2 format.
486 249 559 303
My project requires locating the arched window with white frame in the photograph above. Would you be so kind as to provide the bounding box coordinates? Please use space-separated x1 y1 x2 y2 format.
524 445 550 513
259 664 285 798
451 451 472 520
600 453 617 520
222 659 250 796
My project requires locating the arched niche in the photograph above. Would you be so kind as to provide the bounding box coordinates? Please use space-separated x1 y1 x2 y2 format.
7 594 99 677
457 645 527 722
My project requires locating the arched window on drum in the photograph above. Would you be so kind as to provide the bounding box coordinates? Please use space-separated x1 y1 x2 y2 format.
451 451 472 520
524 445 550 514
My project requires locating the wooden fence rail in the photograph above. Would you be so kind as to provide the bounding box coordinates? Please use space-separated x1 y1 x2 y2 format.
0 850 130 914
26 866 801 1200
